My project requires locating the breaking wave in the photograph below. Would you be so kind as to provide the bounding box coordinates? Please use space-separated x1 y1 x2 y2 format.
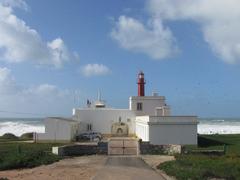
0 119 45 136
198 118 240 134
1 117 240 136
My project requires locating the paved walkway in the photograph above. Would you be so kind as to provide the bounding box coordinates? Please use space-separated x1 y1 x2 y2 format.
93 156 166 180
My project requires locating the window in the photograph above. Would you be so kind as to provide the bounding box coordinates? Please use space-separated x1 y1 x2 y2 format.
87 124 92 131
137 102 143 111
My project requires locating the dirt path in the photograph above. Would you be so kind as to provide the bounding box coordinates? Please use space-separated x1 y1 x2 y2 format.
0 155 107 180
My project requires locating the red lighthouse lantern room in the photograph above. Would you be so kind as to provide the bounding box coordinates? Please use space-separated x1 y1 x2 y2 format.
137 71 146 96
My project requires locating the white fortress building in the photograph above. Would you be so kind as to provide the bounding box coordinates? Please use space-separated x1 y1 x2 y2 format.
36 71 198 145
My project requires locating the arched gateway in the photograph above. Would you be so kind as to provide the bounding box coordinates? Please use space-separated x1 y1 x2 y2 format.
111 122 129 137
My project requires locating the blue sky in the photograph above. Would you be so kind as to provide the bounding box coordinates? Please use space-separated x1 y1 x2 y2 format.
0 0 240 117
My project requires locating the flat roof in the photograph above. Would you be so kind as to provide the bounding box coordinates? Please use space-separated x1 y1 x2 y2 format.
74 108 132 111
130 96 165 100
47 117 79 123
136 115 198 124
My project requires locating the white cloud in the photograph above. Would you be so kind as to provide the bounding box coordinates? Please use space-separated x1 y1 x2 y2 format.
0 67 74 116
81 63 111 77
24 84 59 98
0 1 78 68
0 67 18 94
147 0 240 64
0 0 28 10
111 15 178 60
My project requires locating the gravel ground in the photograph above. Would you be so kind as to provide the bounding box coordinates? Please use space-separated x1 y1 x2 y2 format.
141 155 175 180
0 155 107 180
0 155 175 180
93 156 166 180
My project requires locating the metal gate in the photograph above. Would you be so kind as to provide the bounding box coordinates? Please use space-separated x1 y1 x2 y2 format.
108 138 139 155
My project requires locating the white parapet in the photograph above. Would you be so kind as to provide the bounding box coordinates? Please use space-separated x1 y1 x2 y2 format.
52 146 64 156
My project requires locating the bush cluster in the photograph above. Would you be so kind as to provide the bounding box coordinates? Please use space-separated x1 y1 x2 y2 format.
0 143 63 171
1 133 18 140
0 150 61 170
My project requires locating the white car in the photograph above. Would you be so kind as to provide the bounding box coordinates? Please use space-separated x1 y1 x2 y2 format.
76 132 102 141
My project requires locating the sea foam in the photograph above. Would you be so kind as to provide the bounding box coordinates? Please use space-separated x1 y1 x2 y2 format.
198 118 240 134
0 121 45 136
1 118 240 136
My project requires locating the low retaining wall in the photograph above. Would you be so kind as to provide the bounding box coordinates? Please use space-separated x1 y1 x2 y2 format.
52 142 108 156
140 141 181 155
52 141 181 156
189 149 225 155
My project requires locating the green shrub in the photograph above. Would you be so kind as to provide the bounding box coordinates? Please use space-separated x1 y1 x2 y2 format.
20 132 33 140
0 150 61 170
0 143 64 171
1 133 18 140
0 178 8 180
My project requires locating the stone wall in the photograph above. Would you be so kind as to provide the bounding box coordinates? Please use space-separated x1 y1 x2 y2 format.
52 142 108 156
98 142 108 154
140 141 181 155
52 141 182 156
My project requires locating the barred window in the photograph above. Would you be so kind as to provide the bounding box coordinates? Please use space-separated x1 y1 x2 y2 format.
87 124 92 131
137 102 142 111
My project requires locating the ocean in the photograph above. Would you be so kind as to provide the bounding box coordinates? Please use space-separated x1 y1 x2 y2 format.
198 118 240 134
0 117 240 136
0 118 45 136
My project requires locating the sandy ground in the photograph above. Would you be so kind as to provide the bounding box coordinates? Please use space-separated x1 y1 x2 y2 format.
0 155 175 180
0 155 107 180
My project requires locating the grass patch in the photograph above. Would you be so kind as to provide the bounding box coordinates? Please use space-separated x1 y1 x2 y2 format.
0 142 65 170
158 134 240 180
159 154 240 180
185 134 240 155
198 135 227 147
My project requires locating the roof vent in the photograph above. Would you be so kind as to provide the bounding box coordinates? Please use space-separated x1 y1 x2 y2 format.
152 92 158 96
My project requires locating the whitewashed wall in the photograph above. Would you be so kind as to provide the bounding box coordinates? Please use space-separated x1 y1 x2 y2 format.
148 116 198 145
135 116 198 145
73 108 136 134
36 118 80 142
129 96 168 116
135 116 149 141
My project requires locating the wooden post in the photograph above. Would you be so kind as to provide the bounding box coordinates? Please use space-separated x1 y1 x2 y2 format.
17 145 22 154
223 144 227 155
